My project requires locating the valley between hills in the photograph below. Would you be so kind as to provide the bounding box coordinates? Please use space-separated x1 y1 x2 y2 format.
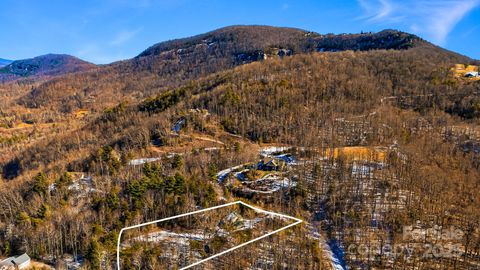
0 26 479 269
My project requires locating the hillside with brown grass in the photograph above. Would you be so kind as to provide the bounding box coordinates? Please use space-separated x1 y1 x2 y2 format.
0 26 479 269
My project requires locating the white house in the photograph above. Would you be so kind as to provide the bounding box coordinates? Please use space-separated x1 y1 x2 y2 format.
12 253 30 269
0 254 31 270
465 71 479 77
0 257 15 270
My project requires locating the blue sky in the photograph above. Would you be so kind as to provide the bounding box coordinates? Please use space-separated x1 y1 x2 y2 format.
1 0 479 64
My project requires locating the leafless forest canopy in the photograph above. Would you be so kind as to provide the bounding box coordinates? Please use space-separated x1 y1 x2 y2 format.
0 26 479 269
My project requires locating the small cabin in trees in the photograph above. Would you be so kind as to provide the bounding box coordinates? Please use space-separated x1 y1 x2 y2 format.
0 253 31 270
0 257 14 270
172 118 186 133
452 64 479 78
12 254 30 270
258 158 286 171
465 71 479 78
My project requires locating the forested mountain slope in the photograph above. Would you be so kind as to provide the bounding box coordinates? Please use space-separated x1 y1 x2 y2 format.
0 26 479 269
3 47 475 179
0 54 95 83
18 25 468 113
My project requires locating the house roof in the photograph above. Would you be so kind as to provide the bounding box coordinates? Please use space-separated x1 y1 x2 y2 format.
0 257 15 266
465 71 479 77
12 254 30 265
265 159 278 166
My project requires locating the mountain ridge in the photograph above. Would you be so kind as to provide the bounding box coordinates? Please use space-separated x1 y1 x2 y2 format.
16 26 473 111
0 53 95 83
137 25 434 61
0 58 13 67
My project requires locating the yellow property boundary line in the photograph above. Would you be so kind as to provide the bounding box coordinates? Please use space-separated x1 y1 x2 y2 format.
116 201 303 269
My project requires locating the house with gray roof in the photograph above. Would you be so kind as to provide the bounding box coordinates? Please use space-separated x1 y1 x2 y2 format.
0 257 15 270
0 253 30 270
12 254 30 269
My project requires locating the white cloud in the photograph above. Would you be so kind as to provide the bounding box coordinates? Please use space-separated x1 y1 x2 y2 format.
357 0 393 21
422 1 479 45
357 0 480 45
360 0 394 21
109 29 141 46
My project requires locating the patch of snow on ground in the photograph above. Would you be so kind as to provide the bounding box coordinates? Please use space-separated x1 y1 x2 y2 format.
166 152 183 159
241 174 296 194
128 158 161 166
234 169 250 181
217 164 247 183
260 146 292 157
49 175 98 195
67 176 98 194
203 147 220 151
132 230 207 245
308 224 346 270
239 217 264 230
326 239 347 270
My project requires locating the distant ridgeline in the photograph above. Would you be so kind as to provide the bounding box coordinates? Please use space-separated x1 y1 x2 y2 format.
0 58 13 67
0 54 95 83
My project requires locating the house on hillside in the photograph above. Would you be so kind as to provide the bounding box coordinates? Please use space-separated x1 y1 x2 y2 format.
172 118 186 133
0 253 31 270
465 71 479 78
452 64 479 78
258 158 286 171
0 257 15 270
12 254 30 270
